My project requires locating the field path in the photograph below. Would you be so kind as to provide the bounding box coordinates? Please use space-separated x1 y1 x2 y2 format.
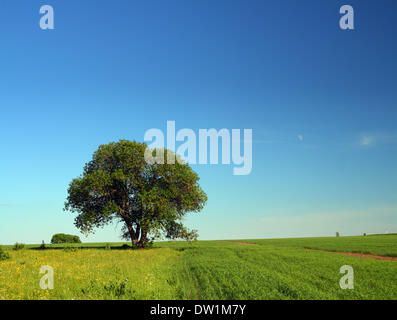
306 249 397 261
222 241 259 246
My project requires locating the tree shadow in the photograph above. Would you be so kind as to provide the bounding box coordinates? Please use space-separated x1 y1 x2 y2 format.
29 244 162 251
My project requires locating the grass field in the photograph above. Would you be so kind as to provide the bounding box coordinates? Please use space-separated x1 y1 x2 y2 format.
0 235 396 300
230 234 397 257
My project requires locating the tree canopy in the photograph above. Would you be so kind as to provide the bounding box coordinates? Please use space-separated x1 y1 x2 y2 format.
51 233 81 244
64 140 207 248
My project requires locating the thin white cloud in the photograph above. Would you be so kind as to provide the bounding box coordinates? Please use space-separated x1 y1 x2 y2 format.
358 132 397 148
297 134 303 141
0 203 11 207
360 136 374 146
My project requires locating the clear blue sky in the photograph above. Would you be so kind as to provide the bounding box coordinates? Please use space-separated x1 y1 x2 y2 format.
0 0 396 244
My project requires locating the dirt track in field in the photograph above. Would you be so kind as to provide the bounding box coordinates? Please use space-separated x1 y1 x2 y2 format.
222 241 259 246
306 248 397 261
223 241 396 261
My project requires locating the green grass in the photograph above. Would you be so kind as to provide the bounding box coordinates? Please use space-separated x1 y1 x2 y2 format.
0 235 396 300
229 234 397 257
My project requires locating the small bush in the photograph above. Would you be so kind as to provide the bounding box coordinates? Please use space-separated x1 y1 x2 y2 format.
13 243 25 251
40 241 46 250
63 244 81 252
105 243 111 250
336 232 340 237
103 278 131 298
0 247 11 261
363 233 367 236
51 233 82 244
143 240 154 249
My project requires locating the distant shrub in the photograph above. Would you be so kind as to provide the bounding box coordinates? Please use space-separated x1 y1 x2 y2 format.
40 240 46 250
144 240 154 249
105 243 111 250
336 232 340 237
0 247 11 261
63 244 81 252
121 244 130 250
51 233 82 244
13 243 25 251
363 233 366 236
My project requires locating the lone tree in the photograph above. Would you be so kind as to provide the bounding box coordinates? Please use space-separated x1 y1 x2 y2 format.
64 140 207 248
51 233 81 244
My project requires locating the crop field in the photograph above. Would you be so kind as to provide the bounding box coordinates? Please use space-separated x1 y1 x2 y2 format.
0 235 396 300
229 234 397 257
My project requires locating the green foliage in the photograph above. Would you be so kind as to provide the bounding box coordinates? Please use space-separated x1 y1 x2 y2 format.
143 239 154 249
81 278 134 298
336 232 340 237
104 243 111 250
0 246 11 261
63 244 81 252
51 233 82 244
165 224 199 244
184 230 199 244
64 140 207 248
13 243 25 251
103 278 131 298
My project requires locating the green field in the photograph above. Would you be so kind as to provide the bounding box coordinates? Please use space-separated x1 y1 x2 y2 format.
0 235 396 300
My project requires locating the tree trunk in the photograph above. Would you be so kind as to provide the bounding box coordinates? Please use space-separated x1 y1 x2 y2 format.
123 216 145 248
125 222 138 247
138 230 147 248
129 231 138 247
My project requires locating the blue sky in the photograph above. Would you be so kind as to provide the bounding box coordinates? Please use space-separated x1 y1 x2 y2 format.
0 0 396 244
